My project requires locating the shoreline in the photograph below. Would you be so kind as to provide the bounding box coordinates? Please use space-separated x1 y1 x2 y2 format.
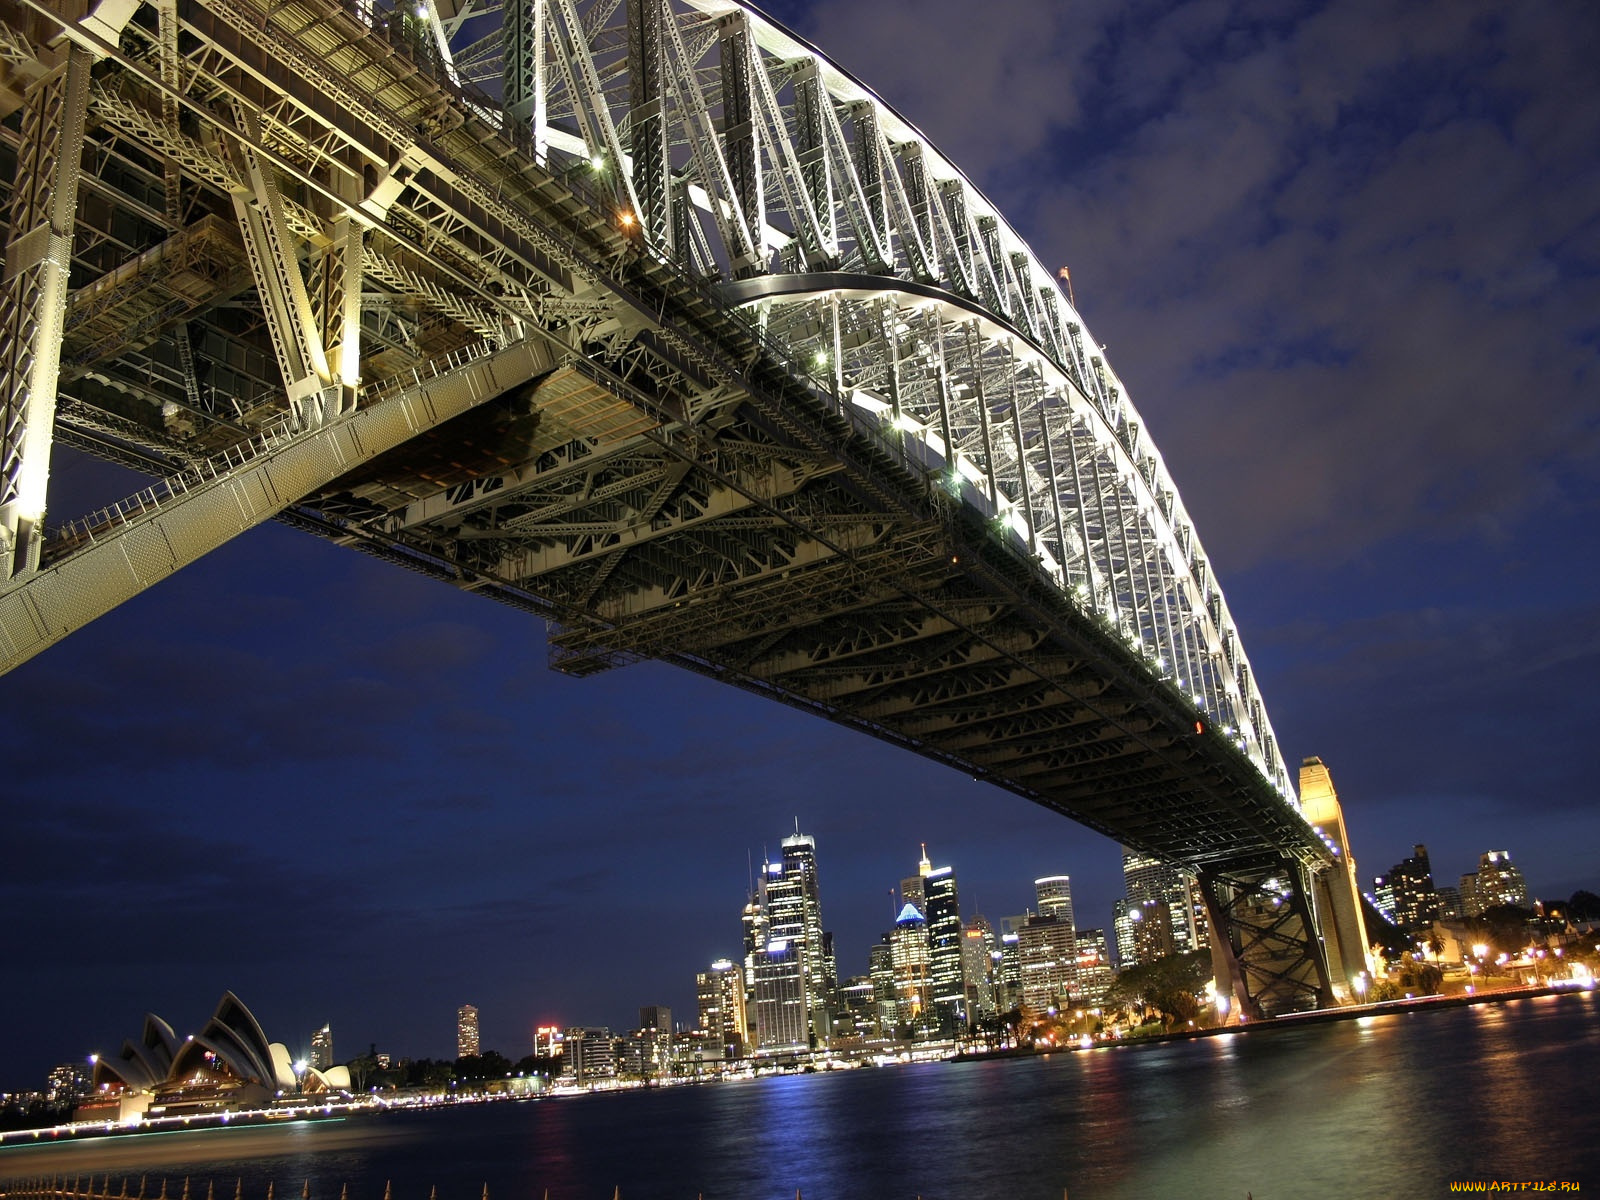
954 979 1597 1062
5 982 1591 1158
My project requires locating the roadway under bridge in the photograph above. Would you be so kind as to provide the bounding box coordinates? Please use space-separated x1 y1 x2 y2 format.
0 0 1370 1016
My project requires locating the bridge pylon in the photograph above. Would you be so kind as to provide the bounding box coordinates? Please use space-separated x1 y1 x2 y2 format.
1201 857 1335 1018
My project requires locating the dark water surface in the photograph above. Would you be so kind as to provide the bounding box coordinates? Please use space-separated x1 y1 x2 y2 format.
4 993 1597 1200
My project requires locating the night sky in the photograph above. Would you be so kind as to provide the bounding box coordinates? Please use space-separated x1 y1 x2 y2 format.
4 0 1597 1088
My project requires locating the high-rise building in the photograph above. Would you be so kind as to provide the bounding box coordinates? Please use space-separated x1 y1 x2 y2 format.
457 1004 480 1058
761 830 831 1047
1122 848 1203 954
961 918 998 1017
562 1027 616 1082
1386 845 1440 930
1018 913 1075 1013
697 959 747 1059
753 938 809 1051
1459 872 1481 917
1473 851 1529 911
534 1026 564 1059
900 844 931 914
1074 928 1114 1006
1035 875 1075 925
996 930 1022 1011
46 1062 91 1104
868 938 897 1035
1112 898 1138 967
889 903 932 1035
922 854 965 1033
310 1024 333 1071
1129 897 1176 964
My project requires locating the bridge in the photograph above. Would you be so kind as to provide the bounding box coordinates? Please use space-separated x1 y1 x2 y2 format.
0 0 1371 1016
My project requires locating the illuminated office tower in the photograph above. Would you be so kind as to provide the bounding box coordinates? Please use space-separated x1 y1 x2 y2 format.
1035 875 1075 926
697 959 748 1059
1122 847 1202 953
901 843 932 913
996 930 1022 1011
753 938 808 1051
961 917 998 1017
1074 928 1114 1006
762 830 832 1046
890 903 932 1036
456 1004 480 1058
310 1024 333 1071
922 853 966 1033
1018 913 1075 1012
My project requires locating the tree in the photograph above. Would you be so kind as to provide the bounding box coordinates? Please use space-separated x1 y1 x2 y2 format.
1105 950 1212 1031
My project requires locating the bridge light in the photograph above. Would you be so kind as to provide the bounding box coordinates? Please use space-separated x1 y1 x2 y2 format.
813 350 829 368
618 210 635 229
590 153 606 170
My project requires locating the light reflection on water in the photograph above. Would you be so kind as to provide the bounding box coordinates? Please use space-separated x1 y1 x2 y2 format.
3 994 1595 1199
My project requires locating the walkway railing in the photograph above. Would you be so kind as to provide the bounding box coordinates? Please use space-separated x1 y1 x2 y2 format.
43 341 499 559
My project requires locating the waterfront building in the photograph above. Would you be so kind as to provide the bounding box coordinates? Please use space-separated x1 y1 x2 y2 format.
76 993 350 1123
1018 913 1075 1013
889 903 933 1036
562 1027 617 1082
1074 928 1114 1006
961 919 998 1017
1372 874 1398 924
1459 872 1480 917
310 1024 333 1072
753 938 809 1051
457 1004 481 1058
697 959 747 1059
1385 844 1440 930
46 1062 91 1105
1472 851 1530 911
534 1026 564 1059
923 855 966 1033
833 976 880 1043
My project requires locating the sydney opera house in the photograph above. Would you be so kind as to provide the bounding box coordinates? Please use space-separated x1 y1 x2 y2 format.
75 992 351 1122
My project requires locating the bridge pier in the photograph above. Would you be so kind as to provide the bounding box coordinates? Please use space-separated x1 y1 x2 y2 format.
1201 858 1335 1019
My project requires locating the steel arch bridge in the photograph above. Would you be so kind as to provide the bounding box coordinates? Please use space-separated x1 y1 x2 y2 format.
0 0 1369 1015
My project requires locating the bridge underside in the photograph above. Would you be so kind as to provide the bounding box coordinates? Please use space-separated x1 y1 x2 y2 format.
0 0 1337 1015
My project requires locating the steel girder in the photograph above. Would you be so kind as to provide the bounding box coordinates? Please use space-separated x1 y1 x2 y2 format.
0 0 1337 1012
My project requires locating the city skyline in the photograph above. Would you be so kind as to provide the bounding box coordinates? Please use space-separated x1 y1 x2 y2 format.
3 0 1595 1087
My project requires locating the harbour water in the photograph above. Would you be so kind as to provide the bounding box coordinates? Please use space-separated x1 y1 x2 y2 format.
4 992 1597 1200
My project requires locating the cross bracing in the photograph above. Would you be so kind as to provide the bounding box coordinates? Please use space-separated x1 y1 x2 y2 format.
0 0 1340 1014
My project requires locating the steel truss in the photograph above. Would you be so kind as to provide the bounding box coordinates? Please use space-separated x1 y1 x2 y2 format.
0 0 1339 1013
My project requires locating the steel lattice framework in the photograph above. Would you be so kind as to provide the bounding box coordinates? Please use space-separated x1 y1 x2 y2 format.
0 0 1352 1015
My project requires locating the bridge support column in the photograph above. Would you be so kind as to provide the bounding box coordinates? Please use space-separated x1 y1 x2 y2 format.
1200 859 1334 1019
0 42 92 582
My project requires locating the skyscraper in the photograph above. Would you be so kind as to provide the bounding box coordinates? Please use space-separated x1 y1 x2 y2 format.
922 852 965 1033
310 1024 333 1071
1386 844 1440 930
1016 875 1077 1012
1122 848 1203 954
753 937 808 1051
889 903 932 1036
457 1004 480 1058
1472 851 1529 911
869 938 897 1035
761 829 832 1047
1035 875 1075 925
961 918 998 1017
1074 928 1114 1006
696 959 747 1059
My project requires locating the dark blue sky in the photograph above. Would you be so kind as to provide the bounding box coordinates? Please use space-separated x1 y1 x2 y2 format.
4 0 1597 1085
